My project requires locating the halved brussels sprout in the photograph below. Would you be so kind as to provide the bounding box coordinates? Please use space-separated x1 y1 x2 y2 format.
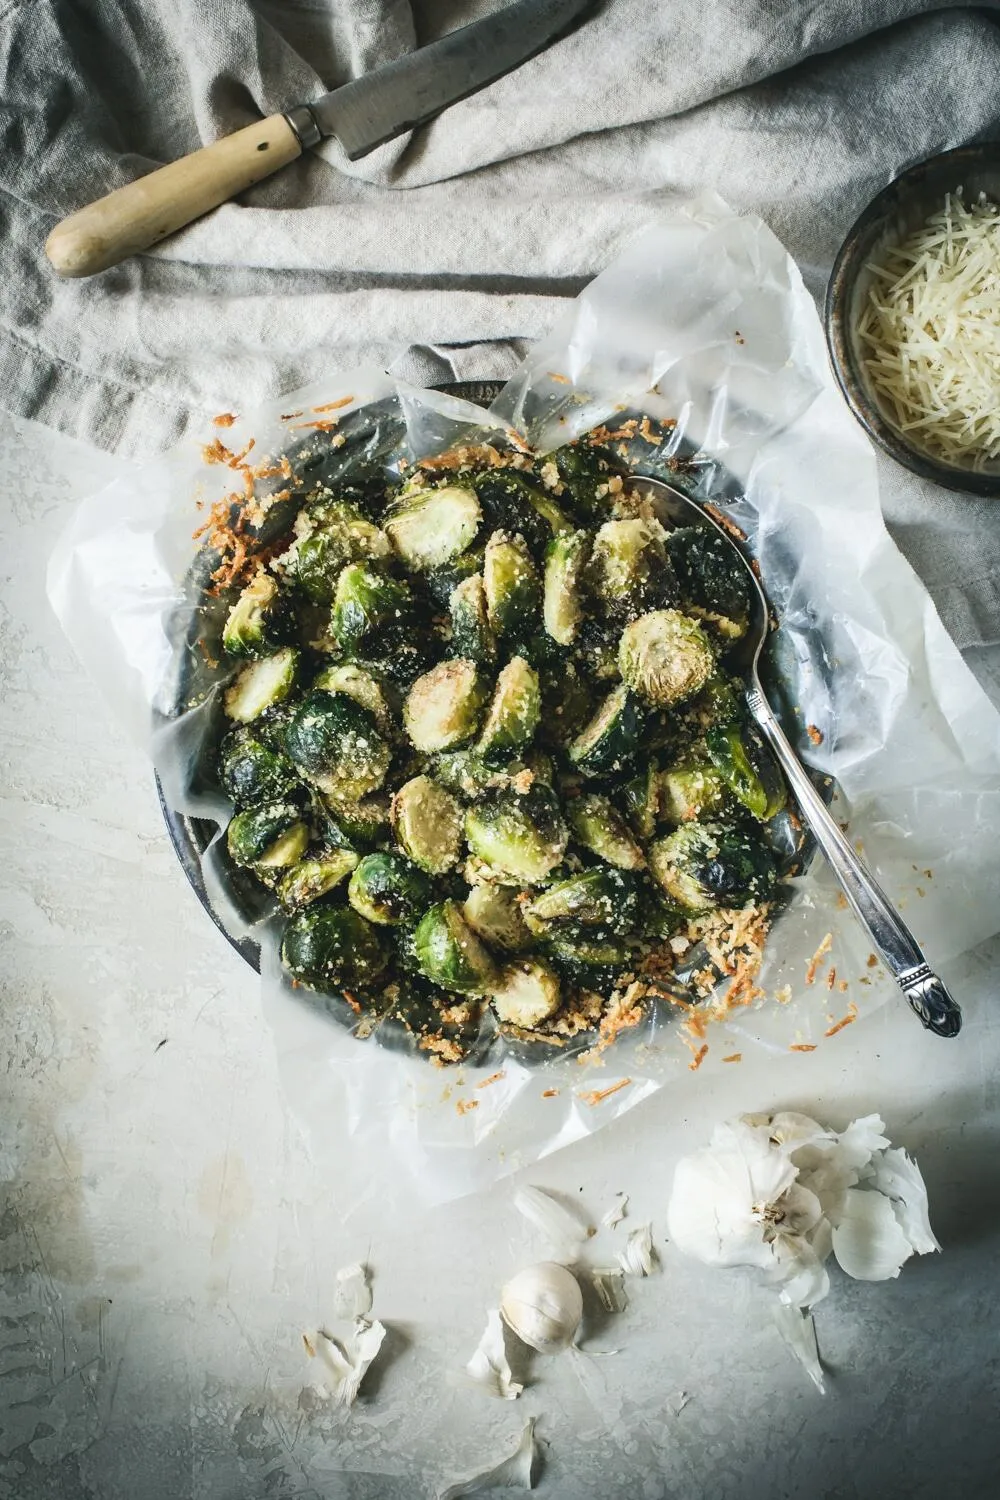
568 683 646 777
222 571 292 659
463 883 531 953
551 442 622 514
619 609 716 708
321 791 391 849
464 783 569 885
403 659 487 753
449 573 497 666
347 852 433 926
567 793 645 870
224 646 300 723
543 529 590 645
281 905 388 990
621 763 659 839
477 656 541 764
525 867 642 933
587 518 675 623
413 900 496 993
227 801 310 877
284 689 392 799
391 774 464 873
483 532 540 639
537 662 593 746
330 564 413 654
425 548 484 610
658 763 727 825
648 821 777 911
705 723 786 822
219 729 300 808
284 504 391 604
277 848 360 912
383 484 482 570
666 525 751 640
431 749 507 800
489 957 562 1028
313 662 395 735
470 470 571 553
574 618 622 685
545 927 633 983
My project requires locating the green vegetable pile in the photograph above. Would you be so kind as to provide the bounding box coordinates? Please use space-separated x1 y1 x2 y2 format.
213 435 790 1060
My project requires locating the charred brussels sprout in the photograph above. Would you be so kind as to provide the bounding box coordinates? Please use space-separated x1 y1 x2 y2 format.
403 659 488 753
465 783 569 885
567 793 645 869
313 662 395 735
227 801 310 879
545 928 634 985
463 883 531 953
537 661 593 747
667 525 751 640
281 905 388 990
477 656 541 764
587 518 676 623
284 690 392 799
219 729 300 808
543 529 590 645
391 775 464 874
222 571 292 658
568 684 645 777
705 723 786 821
414 900 496 993
619 609 716 708
470 470 571 553
648 821 777 911
284 505 391 604
425 547 484 610
621 763 660 839
321 791 391 849
224 647 300 724
658 763 727 825
277 849 360 912
383 483 482 570
449 573 497 666
489 957 562 1028
484 532 541 640
347 852 433 925
526 867 642 934
551 442 622 514
330 563 413 653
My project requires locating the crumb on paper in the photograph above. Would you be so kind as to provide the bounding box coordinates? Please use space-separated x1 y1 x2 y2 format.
302 1333 316 1358
838 980 849 993
867 953 878 968
835 892 848 910
924 869 933 879
547 371 570 384
826 966 837 991
775 984 793 1005
578 1078 633 1106
542 1088 559 1098
789 1043 818 1053
476 1071 506 1091
917 886 926 898
702 502 746 540
825 1002 859 1038
722 1052 742 1064
280 409 304 420
805 933 833 985
456 1098 480 1116
313 395 354 413
212 411 237 428
734 330 745 345
687 1044 709 1072
806 724 823 746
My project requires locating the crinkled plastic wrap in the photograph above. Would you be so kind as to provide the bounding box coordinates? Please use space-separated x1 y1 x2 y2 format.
48 196 1000 1209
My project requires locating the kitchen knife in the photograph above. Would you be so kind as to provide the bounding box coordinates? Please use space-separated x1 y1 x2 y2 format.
45 0 593 280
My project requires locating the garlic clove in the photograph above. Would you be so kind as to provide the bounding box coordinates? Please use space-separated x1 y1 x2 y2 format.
831 1188 914 1281
500 1260 583 1354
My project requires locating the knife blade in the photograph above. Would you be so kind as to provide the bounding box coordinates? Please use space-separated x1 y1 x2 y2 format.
296 0 594 161
45 0 594 279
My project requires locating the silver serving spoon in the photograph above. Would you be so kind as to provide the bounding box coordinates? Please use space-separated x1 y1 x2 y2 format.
631 475 962 1038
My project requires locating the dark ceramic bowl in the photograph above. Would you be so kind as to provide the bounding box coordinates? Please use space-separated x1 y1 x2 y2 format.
825 144 1000 498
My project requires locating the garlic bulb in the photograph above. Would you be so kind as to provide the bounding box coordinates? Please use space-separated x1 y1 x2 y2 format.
499 1260 583 1354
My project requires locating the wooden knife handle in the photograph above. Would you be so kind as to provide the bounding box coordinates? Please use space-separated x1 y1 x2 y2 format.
45 114 302 278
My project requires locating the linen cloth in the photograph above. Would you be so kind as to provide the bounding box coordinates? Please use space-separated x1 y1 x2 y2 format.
1 0 999 651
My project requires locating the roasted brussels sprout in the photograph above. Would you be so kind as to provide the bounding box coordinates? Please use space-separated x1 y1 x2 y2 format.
277 848 360 912
281 905 389 990
483 532 541 639
551 442 621 514
449 573 497 666
463 883 531 952
431 748 507 799
465 783 569 885
413 900 496 993
219 729 300 808
621 763 659 840
470 470 571 553
543 529 590 645
648 821 777 911
619 609 716 708
567 792 645 870
330 563 413 654
489 957 562 1028
347 852 433 925
321 791 391 849
284 689 392 799
424 547 484 610
705 723 786 821
537 661 593 746
284 504 391 604
313 662 395 735
658 763 727 825
477 656 541 764
545 927 634 984
526 867 641 933
667 525 751 640
227 801 310 878
568 684 646 777
222 571 292 659
403 659 488 753
587 518 675 623
391 774 464 873
224 646 300 723
383 483 482 570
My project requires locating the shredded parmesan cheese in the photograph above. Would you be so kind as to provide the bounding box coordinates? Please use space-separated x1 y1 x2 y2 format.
857 191 1000 466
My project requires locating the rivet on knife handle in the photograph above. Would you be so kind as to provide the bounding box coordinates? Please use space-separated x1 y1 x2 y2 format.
45 114 302 278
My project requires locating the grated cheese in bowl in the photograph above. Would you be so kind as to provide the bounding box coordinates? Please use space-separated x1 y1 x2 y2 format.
856 190 1000 469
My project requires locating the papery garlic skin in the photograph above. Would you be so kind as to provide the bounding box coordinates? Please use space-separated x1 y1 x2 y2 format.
500 1260 583 1354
